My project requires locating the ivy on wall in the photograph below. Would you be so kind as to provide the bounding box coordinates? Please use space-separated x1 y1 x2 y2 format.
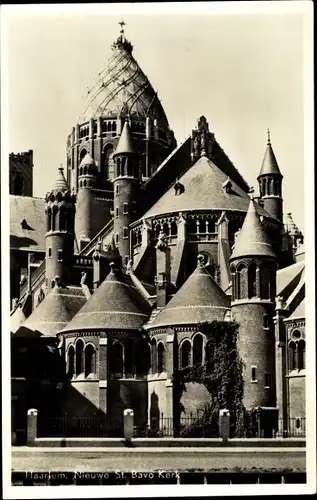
172 320 246 437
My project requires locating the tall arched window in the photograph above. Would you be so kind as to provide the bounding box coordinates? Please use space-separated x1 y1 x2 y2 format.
157 343 166 373
84 344 96 377
236 263 246 300
170 221 178 236
76 339 84 376
46 208 52 232
52 207 57 232
155 224 161 238
59 207 66 231
111 342 124 378
288 341 296 371
180 340 191 368
193 334 203 365
79 149 87 164
121 157 126 176
67 345 75 378
198 219 206 233
205 340 215 370
248 262 257 298
116 158 121 178
162 222 169 236
298 339 305 370
151 338 157 374
104 144 114 179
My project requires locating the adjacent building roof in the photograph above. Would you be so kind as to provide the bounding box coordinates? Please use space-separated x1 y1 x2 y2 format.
258 134 282 177
149 259 230 329
61 264 152 333
114 120 135 156
10 195 46 252
21 285 87 337
277 260 305 298
141 156 272 220
288 297 305 320
230 198 276 261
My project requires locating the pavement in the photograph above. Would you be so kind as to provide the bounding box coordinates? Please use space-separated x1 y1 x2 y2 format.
12 446 306 473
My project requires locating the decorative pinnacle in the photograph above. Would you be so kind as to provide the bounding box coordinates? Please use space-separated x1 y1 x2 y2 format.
248 186 255 200
267 128 271 145
59 163 64 172
109 261 116 274
119 19 126 35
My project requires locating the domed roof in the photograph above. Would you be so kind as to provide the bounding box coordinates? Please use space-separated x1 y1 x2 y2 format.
78 30 170 127
61 263 151 333
114 120 136 156
230 198 276 261
149 257 230 329
142 155 272 220
258 131 282 177
22 285 87 337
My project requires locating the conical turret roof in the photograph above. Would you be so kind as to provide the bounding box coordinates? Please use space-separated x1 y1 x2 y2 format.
230 198 276 261
51 167 69 192
258 131 282 177
79 152 96 167
61 263 151 333
114 120 135 156
149 257 230 329
21 285 87 337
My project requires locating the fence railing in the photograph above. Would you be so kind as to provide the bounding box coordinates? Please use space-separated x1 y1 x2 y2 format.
133 413 219 438
37 414 115 438
277 417 306 438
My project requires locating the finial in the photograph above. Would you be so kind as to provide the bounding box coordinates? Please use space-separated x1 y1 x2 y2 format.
109 261 116 274
248 186 255 200
54 276 60 287
267 128 271 145
119 19 126 35
59 163 64 172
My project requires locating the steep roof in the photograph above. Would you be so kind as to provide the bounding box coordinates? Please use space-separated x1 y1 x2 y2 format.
277 261 305 298
51 167 69 191
141 156 272 220
10 195 45 252
21 286 87 337
149 260 230 329
114 120 135 156
80 152 96 167
230 198 276 261
288 297 305 320
61 264 152 332
258 135 282 177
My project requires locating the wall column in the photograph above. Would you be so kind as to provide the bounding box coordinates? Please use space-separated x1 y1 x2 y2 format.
165 333 174 421
98 336 108 415
274 304 288 435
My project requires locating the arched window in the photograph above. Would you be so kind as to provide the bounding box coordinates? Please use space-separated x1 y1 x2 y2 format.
248 262 257 299
193 334 203 365
288 341 296 371
157 343 165 373
52 207 58 232
151 338 157 374
127 162 133 177
67 345 75 378
180 340 191 368
79 149 87 164
205 341 215 370
236 263 246 300
59 207 66 231
103 144 114 180
111 342 124 378
155 224 161 238
298 339 305 370
163 222 169 236
198 219 206 233
170 221 177 236
116 158 121 178
188 218 197 234
84 344 96 377
46 208 52 232
75 339 84 376
121 157 126 176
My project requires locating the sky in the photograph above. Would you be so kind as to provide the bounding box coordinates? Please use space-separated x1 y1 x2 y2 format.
2 2 313 231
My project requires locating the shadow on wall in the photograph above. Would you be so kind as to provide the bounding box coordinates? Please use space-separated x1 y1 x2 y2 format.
10 235 39 249
150 391 160 431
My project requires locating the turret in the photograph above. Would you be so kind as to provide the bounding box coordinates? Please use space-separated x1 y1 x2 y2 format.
229 198 277 430
45 167 76 290
112 119 140 267
257 130 283 222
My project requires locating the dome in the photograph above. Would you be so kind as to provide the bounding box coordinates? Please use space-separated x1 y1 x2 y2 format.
78 31 170 127
149 257 230 329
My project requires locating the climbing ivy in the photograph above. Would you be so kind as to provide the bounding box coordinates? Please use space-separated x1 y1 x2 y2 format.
172 320 246 437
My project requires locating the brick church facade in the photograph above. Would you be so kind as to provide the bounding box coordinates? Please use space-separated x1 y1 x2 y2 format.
10 27 305 441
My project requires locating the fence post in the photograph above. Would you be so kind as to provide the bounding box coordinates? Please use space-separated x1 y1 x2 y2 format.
27 408 38 446
123 409 134 441
219 409 230 443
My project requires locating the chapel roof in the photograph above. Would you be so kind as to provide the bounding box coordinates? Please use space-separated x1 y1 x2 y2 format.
230 198 276 261
149 256 230 329
61 263 152 333
20 285 87 337
141 155 273 220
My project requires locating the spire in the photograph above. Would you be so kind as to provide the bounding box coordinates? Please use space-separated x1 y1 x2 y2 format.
258 131 282 177
230 198 276 260
114 119 136 156
51 165 69 192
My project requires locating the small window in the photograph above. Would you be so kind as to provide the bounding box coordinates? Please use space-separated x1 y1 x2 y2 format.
263 314 269 329
58 249 63 262
264 373 271 388
115 233 119 244
125 255 129 266
251 366 257 382
115 207 119 217
295 417 301 429
115 185 119 195
123 227 128 239
123 203 128 214
48 247 52 258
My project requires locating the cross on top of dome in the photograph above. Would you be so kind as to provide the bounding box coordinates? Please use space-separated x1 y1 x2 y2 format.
111 20 133 53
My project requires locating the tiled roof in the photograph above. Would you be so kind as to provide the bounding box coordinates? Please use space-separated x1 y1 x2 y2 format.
10 195 45 252
141 156 272 220
61 264 152 333
230 199 276 260
276 261 305 298
114 120 135 156
51 167 69 191
22 286 87 337
288 297 305 320
149 262 230 329
258 139 282 177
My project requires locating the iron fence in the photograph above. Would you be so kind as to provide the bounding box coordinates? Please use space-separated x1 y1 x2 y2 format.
37 414 112 438
276 417 306 438
133 412 219 438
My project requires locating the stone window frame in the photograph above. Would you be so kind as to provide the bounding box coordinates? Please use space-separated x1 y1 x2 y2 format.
67 339 97 379
251 365 258 383
264 372 271 389
57 249 63 262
